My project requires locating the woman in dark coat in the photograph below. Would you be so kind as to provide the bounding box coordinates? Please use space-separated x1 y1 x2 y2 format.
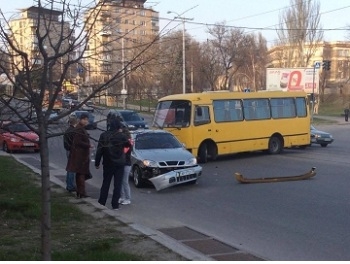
66 114 91 198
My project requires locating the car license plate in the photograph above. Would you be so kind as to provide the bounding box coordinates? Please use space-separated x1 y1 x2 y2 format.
23 143 34 146
176 169 193 177
324 138 331 142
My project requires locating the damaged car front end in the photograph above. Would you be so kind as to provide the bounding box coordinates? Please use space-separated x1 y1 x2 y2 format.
131 130 202 191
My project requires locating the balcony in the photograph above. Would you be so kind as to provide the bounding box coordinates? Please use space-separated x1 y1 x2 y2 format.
100 11 111 17
100 58 112 65
31 42 39 51
99 30 112 36
28 20 38 28
31 58 42 65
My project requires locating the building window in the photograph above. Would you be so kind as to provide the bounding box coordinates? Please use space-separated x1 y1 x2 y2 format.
140 21 146 26
140 30 146 35
140 10 146 16
124 19 128 24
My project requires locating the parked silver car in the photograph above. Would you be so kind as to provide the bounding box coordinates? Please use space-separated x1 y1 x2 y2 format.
130 130 202 191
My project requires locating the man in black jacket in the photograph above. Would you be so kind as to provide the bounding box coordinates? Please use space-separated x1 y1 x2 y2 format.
95 118 131 210
63 116 78 192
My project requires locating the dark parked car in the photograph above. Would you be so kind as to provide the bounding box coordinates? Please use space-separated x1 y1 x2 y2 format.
62 98 72 109
70 111 97 130
310 125 334 147
107 109 148 131
130 130 202 191
70 100 80 110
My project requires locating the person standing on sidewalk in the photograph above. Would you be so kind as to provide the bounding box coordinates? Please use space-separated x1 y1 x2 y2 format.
119 125 133 205
344 105 349 122
66 113 91 198
63 116 78 192
95 118 131 210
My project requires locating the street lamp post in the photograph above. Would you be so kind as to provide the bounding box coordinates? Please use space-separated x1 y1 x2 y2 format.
311 62 320 123
167 11 193 94
121 88 127 110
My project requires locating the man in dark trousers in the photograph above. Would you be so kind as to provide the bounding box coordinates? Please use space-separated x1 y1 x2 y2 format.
344 106 349 122
63 116 78 192
95 118 131 210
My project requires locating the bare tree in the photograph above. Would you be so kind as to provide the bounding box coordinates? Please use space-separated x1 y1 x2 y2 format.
207 23 249 91
0 0 158 260
235 33 268 91
198 40 222 91
276 0 323 67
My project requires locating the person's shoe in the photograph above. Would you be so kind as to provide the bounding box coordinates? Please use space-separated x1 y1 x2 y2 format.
96 203 106 209
118 198 124 204
66 188 76 193
77 193 90 198
112 207 119 211
121 200 131 205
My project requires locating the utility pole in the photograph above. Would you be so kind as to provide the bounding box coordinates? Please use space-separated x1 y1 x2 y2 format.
167 11 193 94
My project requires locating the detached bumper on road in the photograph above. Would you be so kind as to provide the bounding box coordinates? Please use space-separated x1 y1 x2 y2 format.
149 166 202 191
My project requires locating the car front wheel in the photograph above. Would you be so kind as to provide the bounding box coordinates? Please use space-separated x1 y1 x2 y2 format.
3 142 10 153
133 166 145 188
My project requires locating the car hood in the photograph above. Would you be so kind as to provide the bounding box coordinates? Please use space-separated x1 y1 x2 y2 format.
134 148 194 162
311 129 331 136
126 120 147 126
5 132 39 140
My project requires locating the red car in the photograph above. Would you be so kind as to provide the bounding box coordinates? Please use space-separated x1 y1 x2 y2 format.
0 122 40 153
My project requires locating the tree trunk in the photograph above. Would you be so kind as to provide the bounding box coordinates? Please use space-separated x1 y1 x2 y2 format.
39 123 51 261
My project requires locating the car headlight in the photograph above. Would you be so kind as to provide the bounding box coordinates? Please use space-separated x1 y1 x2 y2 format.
185 157 197 166
128 124 135 128
315 134 321 138
35 137 39 142
145 124 149 128
143 159 157 167
10 137 20 142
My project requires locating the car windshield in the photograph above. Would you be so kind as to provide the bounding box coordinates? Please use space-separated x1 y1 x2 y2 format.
121 112 142 121
6 123 31 133
135 133 182 150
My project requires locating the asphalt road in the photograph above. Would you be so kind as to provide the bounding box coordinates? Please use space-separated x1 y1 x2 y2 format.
11 111 350 260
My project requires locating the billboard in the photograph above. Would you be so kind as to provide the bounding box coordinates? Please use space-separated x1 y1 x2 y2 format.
266 68 319 94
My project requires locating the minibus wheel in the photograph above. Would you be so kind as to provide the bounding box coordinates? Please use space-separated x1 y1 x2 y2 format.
198 143 208 163
268 135 283 154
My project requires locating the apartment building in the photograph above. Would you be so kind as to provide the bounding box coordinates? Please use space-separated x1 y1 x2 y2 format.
83 0 159 89
268 41 350 90
8 6 72 82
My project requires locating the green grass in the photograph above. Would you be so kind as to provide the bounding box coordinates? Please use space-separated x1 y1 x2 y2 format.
0 156 144 261
318 94 349 116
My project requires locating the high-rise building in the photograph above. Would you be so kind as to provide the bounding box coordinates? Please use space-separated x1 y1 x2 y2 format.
84 0 159 89
8 6 72 80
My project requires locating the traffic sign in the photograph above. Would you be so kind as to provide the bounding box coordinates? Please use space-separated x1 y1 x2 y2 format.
314 62 321 69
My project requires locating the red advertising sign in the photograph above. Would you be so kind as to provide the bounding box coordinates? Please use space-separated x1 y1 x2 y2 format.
266 68 319 94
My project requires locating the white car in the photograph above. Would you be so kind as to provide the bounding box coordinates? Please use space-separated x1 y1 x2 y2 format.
130 130 202 191
82 101 94 112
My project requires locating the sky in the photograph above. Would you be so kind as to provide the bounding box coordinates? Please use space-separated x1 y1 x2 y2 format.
1 0 350 47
